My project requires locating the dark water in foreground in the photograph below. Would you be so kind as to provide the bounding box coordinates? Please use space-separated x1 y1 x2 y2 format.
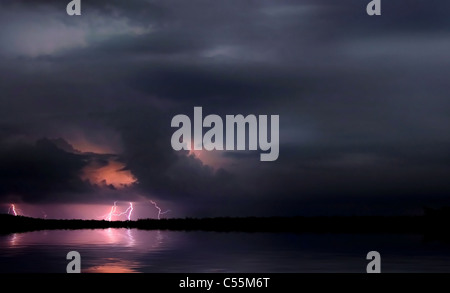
1 229 450 273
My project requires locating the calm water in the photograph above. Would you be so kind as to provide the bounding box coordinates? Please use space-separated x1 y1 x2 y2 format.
1 229 450 273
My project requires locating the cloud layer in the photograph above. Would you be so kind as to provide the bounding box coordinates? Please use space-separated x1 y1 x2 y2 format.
0 0 449 216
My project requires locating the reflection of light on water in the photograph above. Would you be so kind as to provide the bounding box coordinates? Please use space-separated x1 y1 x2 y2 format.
5 229 157 249
83 258 140 273
2 229 178 273
105 228 116 245
156 230 163 246
126 229 135 247
9 233 22 247
102 228 136 247
82 229 169 273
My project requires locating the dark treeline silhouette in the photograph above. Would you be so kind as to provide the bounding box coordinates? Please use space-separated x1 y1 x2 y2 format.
2 207 450 240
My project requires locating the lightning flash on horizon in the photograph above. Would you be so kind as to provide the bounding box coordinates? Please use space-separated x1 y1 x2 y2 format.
101 201 168 221
105 199 170 220
125 202 133 221
101 202 133 221
114 202 134 221
8 204 18 216
150 200 170 220
107 201 118 221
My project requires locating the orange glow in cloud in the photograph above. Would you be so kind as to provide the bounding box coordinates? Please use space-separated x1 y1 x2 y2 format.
70 138 117 154
63 128 123 154
81 159 137 188
188 140 230 169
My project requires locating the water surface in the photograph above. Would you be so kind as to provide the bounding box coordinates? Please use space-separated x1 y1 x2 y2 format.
1 229 450 273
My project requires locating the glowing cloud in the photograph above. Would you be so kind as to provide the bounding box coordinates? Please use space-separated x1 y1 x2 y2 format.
186 139 230 169
81 159 137 189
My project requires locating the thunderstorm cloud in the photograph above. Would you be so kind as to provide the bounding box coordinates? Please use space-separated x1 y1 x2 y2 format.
0 0 449 217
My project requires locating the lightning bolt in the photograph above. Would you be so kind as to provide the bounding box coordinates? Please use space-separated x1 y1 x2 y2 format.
150 200 170 220
127 202 133 221
8 204 18 216
106 201 118 221
113 202 134 221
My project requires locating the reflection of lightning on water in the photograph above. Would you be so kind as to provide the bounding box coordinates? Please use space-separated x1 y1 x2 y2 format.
150 200 170 220
126 228 135 247
9 233 21 246
8 204 18 216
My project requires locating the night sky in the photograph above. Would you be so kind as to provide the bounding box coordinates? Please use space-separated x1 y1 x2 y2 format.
0 0 449 219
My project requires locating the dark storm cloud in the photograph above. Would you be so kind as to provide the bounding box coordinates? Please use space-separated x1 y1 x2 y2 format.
0 138 90 203
0 0 449 216
0 137 140 204
107 106 238 201
131 63 303 109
